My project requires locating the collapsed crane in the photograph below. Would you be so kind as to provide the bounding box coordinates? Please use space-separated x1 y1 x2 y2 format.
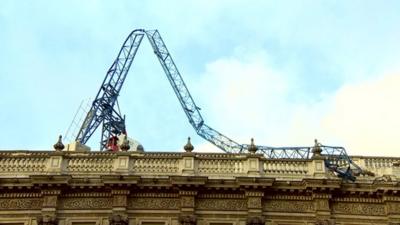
75 29 366 181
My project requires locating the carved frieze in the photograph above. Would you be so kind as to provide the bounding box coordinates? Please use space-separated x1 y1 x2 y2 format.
264 200 314 212
59 197 112 209
128 198 180 209
0 198 42 209
332 202 385 215
196 199 246 211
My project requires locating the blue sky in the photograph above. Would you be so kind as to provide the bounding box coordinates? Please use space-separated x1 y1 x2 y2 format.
0 1 399 156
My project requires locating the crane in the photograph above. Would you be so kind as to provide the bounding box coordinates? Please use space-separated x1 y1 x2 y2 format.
75 29 366 181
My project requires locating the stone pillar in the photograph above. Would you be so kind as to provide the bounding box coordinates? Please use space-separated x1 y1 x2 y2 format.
246 156 262 176
246 139 262 176
384 196 400 224
111 189 129 214
109 190 129 225
311 140 327 178
181 153 195 176
46 152 65 174
40 190 61 225
179 190 197 214
312 193 331 223
245 191 264 218
113 154 130 174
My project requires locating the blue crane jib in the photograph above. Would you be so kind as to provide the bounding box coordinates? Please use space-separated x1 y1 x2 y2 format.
75 29 365 181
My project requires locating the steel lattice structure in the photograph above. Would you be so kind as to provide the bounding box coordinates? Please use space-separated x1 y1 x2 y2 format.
76 29 363 181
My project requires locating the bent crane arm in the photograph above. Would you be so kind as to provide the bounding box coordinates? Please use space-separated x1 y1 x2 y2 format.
75 29 365 181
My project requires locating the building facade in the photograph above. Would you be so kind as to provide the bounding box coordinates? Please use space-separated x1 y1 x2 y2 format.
0 144 399 225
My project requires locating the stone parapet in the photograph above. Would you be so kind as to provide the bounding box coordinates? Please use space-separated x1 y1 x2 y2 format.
0 150 399 225
0 151 398 181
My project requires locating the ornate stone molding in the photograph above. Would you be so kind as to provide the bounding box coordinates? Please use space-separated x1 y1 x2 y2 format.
179 190 198 196
265 195 312 201
111 189 130 195
0 193 41 198
130 192 179 198
198 193 245 199
333 197 383 203
62 192 112 197
245 191 264 197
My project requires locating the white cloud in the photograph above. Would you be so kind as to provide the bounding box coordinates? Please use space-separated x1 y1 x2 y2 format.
196 50 294 145
323 73 400 156
194 51 400 156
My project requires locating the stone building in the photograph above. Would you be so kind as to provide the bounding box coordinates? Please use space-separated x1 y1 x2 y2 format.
0 139 399 225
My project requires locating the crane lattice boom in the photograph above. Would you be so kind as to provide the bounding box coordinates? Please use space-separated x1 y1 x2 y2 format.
75 29 363 181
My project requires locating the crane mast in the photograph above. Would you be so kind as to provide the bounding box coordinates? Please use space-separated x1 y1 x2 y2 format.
75 29 364 181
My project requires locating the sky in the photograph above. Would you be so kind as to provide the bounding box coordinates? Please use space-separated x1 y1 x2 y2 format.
0 0 399 156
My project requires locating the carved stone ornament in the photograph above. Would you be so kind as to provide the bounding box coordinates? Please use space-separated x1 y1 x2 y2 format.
120 135 130 151
36 215 58 225
179 215 197 225
246 216 265 225
53 135 64 151
109 214 128 225
248 138 258 154
312 139 322 158
184 137 194 152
